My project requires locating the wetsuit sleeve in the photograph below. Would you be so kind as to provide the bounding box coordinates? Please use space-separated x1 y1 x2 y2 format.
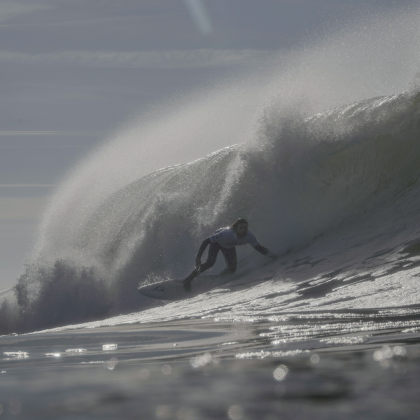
197 238 211 258
247 232 259 247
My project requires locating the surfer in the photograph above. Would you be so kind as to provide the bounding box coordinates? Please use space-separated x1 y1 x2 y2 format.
183 218 275 291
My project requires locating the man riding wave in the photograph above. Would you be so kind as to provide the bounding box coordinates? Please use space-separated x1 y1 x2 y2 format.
183 218 275 291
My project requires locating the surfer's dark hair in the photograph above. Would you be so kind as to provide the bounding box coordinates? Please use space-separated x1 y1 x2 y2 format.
231 218 248 229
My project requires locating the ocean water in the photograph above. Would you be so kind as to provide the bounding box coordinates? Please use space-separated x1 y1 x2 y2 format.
3 7 420 419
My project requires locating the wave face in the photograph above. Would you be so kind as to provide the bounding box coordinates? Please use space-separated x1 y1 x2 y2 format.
3 8 420 333
6 89 420 333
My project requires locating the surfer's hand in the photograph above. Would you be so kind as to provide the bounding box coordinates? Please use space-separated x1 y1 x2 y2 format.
195 256 201 270
266 252 277 259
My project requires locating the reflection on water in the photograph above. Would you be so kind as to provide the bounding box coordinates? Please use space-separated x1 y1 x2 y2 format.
273 365 288 381
8 398 22 415
228 405 243 420
106 357 118 371
1 317 420 418
161 364 172 375
102 344 118 351
3 351 28 359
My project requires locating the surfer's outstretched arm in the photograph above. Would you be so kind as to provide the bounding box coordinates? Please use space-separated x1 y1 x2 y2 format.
254 244 276 258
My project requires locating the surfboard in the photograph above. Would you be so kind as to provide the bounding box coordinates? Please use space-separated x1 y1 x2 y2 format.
138 275 232 300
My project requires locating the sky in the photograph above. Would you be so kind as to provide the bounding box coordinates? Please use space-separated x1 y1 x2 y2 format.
0 0 417 290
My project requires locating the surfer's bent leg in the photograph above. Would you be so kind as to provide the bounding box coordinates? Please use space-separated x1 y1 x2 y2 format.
220 247 237 276
199 242 221 272
183 243 221 291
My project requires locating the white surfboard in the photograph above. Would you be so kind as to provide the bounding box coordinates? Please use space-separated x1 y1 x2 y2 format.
138 275 232 300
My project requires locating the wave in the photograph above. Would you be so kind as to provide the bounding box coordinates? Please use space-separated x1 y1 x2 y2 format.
3 6 420 333
1 88 419 334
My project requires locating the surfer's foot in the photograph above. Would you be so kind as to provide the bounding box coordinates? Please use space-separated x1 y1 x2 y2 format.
183 279 192 292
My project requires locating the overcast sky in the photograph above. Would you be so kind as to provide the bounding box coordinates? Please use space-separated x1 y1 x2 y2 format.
0 0 417 290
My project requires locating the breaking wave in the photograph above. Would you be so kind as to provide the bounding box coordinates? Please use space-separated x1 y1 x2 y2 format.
2 6 420 333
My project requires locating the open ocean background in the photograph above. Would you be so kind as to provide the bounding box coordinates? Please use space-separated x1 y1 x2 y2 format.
2 6 420 419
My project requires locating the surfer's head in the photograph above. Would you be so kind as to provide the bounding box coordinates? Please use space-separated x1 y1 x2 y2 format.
232 218 248 238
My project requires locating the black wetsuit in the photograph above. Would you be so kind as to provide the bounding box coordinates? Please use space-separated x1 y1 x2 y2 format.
184 235 269 284
198 241 237 275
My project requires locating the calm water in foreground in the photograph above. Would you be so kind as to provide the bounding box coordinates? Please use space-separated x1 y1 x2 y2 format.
1 313 420 419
